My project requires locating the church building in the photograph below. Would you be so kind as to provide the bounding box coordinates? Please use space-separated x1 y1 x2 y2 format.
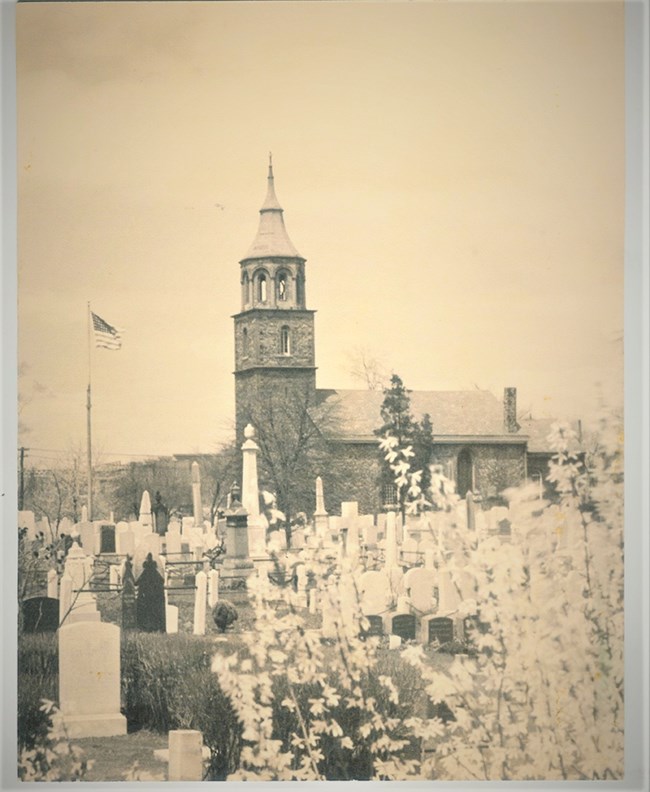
233 159 561 515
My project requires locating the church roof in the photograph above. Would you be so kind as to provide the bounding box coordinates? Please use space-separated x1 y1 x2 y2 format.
315 388 570 454
241 156 303 261
316 388 514 440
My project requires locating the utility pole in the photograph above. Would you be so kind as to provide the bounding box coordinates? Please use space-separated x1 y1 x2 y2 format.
18 447 28 510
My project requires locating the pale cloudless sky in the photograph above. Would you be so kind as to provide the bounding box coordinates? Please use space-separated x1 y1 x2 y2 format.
17 1 625 463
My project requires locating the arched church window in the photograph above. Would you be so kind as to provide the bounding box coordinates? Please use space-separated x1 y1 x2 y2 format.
280 325 291 355
277 272 288 301
242 273 250 306
258 273 267 303
242 327 249 357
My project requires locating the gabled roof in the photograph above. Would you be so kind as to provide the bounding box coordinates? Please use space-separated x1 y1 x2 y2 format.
315 388 514 440
241 156 303 261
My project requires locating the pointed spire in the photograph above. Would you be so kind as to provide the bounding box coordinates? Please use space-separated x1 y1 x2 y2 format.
261 151 282 212
242 156 302 260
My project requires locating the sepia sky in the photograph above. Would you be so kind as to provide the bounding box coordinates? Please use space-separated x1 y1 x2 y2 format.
17 1 625 463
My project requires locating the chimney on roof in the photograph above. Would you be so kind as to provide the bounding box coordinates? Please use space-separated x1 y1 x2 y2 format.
504 387 519 433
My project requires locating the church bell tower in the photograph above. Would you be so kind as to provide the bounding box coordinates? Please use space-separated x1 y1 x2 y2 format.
233 156 317 441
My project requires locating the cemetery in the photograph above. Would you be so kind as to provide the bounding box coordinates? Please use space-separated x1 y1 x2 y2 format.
17 418 624 782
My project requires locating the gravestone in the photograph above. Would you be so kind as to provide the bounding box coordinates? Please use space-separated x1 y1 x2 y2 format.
99 524 116 554
63 542 100 624
133 535 163 580
359 515 378 546
193 570 207 636
358 570 392 616
132 521 154 554
165 524 182 557
181 516 195 535
22 596 59 633
59 576 72 627
391 613 416 642
47 568 58 599
428 616 454 645
166 605 179 634
77 522 95 556
384 511 399 569
437 568 461 614
109 563 121 588
117 528 135 557
401 536 419 566
376 512 387 541
498 518 512 536
136 553 166 632
168 729 203 782
403 567 437 613
208 569 220 608
139 490 153 530
121 557 137 630
59 620 127 737
360 614 384 638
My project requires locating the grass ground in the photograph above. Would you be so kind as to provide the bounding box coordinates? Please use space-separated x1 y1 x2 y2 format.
75 730 168 782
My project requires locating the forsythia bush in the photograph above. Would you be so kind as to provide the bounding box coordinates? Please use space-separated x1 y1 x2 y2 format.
17 701 90 782
391 413 624 780
212 549 437 780
213 412 624 780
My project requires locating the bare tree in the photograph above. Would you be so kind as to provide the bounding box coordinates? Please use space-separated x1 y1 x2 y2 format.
246 384 344 544
347 346 389 390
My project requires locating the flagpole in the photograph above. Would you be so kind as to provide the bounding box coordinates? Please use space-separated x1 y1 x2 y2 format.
87 302 93 521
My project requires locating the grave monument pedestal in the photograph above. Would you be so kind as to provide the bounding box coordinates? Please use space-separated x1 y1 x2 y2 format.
220 485 255 583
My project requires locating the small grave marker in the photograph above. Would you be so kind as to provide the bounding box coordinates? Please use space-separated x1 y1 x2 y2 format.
360 614 384 638
99 524 116 554
391 613 416 642
428 616 454 645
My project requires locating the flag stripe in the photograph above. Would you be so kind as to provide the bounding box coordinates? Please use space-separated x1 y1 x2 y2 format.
91 312 122 350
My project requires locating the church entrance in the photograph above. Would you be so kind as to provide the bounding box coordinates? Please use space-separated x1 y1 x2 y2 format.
457 448 473 497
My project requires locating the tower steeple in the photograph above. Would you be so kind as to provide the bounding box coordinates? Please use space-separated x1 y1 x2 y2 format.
233 157 317 442
242 155 302 261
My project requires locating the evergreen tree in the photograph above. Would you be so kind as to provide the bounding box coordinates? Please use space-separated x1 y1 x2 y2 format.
375 376 434 511
375 374 415 445
375 374 416 511
412 412 434 494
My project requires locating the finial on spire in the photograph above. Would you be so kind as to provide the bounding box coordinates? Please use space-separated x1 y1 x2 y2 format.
268 151 273 179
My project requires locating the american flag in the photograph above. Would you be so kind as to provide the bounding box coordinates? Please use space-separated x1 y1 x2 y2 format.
92 312 122 350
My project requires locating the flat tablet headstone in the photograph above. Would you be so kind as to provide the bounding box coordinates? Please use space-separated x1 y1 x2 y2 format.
59 620 127 738
99 524 116 554
428 616 454 645
168 729 203 781
360 614 384 638
22 596 59 633
391 613 416 642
